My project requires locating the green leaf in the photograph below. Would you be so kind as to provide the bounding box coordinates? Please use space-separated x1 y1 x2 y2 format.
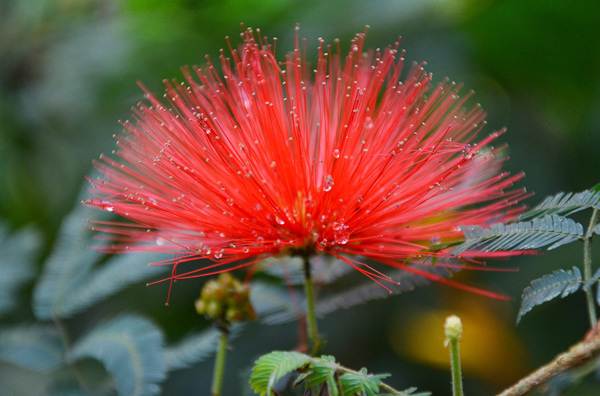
69 314 166 396
517 267 583 324
294 355 338 396
520 189 600 220
339 367 390 396
0 325 63 373
593 223 600 236
33 201 168 320
0 225 42 316
250 351 311 396
453 214 584 254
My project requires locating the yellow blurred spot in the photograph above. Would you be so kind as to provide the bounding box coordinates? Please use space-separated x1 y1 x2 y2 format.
388 297 529 385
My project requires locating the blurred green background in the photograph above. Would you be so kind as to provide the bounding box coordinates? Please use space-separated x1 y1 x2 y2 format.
1 0 600 394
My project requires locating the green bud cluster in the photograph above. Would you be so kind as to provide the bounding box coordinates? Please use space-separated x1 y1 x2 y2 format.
195 273 256 324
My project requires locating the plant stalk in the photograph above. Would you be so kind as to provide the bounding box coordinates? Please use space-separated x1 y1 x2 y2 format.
211 330 228 396
584 208 599 328
445 315 464 396
449 338 464 396
303 255 320 355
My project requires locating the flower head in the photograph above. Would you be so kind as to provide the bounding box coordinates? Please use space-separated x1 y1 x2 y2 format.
86 27 527 299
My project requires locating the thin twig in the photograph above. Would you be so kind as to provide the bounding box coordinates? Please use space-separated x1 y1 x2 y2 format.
496 320 600 396
583 208 599 327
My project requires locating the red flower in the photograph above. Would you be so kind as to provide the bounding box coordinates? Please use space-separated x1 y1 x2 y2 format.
86 27 528 299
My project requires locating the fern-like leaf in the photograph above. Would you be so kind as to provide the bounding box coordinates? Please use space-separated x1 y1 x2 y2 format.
314 266 456 318
517 267 583 323
0 325 63 373
339 368 390 396
163 327 220 371
164 323 243 371
454 214 584 254
69 314 166 396
520 189 600 220
33 201 168 320
0 225 42 316
250 351 311 396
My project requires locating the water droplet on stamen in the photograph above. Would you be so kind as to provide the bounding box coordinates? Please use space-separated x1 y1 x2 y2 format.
332 149 340 158
323 174 334 192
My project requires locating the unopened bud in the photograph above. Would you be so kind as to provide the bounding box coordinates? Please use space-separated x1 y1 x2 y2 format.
444 315 462 347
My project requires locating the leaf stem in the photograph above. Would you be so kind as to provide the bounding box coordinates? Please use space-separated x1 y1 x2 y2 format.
584 208 599 328
211 330 228 396
302 255 320 355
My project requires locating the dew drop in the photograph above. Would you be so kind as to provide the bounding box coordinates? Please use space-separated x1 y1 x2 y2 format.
332 149 340 158
105 206 114 212
462 144 473 159
323 174 334 192
242 246 249 253
335 233 349 245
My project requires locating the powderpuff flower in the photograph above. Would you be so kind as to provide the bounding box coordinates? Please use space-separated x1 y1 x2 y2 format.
86 27 528 299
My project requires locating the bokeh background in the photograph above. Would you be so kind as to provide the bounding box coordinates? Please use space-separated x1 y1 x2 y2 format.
1 0 600 394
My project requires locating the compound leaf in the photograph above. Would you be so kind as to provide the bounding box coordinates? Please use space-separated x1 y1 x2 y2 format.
33 199 168 320
294 355 338 396
520 189 600 220
70 315 166 396
339 368 390 396
454 214 584 254
517 267 583 324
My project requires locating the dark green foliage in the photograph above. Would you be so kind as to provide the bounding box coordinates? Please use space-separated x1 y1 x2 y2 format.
517 268 582 324
69 314 166 396
453 214 584 254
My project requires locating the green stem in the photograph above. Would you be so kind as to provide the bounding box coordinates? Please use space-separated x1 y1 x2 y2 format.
584 208 599 328
449 338 464 396
303 256 320 355
211 330 228 396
